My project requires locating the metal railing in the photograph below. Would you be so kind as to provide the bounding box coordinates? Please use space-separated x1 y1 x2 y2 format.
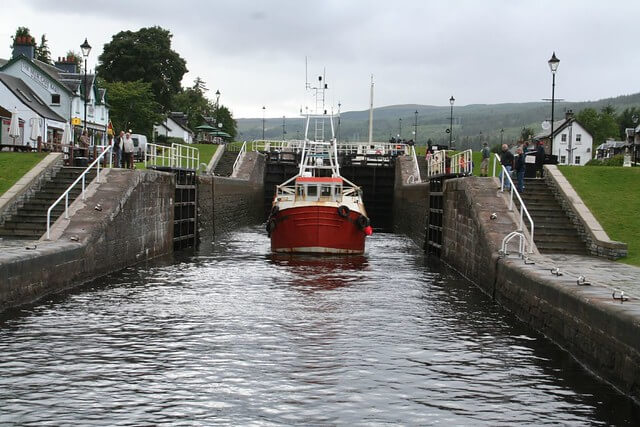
172 143 200 169
232 141 247 175
407 145 421 183
46 145 112 240
494 153 535 253
145 143 174 168
425 149 473 178
143 143 200 170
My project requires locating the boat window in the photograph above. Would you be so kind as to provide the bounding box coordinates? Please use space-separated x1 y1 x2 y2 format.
334 186 342 196
296 185 304 197
307 185 317 197
320 185 331 197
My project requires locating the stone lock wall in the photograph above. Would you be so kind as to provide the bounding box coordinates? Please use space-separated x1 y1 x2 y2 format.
0 169 175 312
392 156 429 248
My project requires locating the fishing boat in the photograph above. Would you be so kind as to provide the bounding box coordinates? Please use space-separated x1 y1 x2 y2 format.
266 74 373 254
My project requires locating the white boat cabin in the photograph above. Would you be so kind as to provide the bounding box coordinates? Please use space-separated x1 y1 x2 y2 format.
294 177 343 202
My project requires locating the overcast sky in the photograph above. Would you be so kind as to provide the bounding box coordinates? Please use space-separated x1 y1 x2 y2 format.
2 0 639 118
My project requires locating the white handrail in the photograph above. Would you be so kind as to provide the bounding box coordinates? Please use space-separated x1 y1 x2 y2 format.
46 145 113 240
232 141 247 175
450 149 473 175
494 153 535 253
410 146 421 182
171 143 199 169
145 143 173 168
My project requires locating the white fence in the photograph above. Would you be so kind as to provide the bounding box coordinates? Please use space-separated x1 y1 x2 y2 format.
144 143 200 170
425 149 473 178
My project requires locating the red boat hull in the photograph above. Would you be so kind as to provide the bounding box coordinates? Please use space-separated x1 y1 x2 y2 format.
269 205 366 254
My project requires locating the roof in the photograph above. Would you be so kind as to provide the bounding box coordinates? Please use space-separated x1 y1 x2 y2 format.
167 113 193 134
0 54 72 95
596 140 629 150
0 72 66 122
534 118 568 139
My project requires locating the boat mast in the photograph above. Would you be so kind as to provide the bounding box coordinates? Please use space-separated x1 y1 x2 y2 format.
368 74 374 144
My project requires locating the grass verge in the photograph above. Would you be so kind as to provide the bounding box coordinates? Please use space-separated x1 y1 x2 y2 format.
559 166 640 266
0 152 48 196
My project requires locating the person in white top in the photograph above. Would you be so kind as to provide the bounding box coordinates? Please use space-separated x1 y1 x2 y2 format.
122 132 135 169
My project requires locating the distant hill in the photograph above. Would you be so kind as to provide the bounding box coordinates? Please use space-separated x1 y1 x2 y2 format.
236 92 640 151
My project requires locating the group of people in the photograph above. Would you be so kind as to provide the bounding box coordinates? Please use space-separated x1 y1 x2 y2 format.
109 131 135 169
497 141 546 193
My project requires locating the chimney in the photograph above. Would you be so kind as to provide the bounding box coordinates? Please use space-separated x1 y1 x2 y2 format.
54 56 79 73
565 109 574 120
12 36 36 60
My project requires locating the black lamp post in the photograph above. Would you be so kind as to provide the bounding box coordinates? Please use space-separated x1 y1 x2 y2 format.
282 115 286 140
632 114 639 166
449 96 455 149
414 110 418 144
337 102 341 142
215 89 221 109
262 106 266 140
500 128 504 145
548 52 560 158
398 118 402 139
80 38 91 133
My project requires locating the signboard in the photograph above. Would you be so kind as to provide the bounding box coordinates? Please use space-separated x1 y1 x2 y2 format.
20 62 59 94
71 117 81 126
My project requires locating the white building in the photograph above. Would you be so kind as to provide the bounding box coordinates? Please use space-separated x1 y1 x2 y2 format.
534 110 593 166
0 40 109 146
0 72 66 148
153 112 194 144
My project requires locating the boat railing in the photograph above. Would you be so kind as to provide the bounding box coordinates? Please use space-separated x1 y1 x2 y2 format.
232 141 247 175
493 152 535 254
46 144 112 240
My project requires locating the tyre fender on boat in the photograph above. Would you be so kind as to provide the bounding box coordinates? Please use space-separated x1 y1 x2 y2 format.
271 205 279 216
266 218 277 234
337 205 350 218
357 215 370 229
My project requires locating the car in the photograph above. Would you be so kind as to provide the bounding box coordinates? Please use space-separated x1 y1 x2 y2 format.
130 134 147 160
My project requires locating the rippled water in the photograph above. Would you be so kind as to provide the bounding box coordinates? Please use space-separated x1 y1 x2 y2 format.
1 227 638 425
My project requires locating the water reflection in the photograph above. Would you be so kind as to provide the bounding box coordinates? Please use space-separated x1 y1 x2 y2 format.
268 254 368 291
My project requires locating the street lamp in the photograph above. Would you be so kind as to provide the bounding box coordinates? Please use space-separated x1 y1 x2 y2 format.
215 89 221 109
337 102 341 142
414 110 418 144
282 115 286 140
548 52 560 158
449 96 455 149
500 128 504 145
398 118 402 139
632 114 639 166
262 106 266 140
80 38 91 133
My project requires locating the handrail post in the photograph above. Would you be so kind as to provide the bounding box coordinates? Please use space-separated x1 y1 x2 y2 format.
65 193 69 219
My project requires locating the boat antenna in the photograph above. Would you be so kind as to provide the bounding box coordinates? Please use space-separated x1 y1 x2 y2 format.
305 56 310 90
368 74 374 144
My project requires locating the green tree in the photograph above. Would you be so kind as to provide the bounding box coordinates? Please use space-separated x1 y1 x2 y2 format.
35 34 51 64
103 80 163 137
97 26 187 110
576 106 619 152
213 105 237 140
617 107 640 139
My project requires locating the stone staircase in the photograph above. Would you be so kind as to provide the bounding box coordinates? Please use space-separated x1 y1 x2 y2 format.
520 178 589 255
0 167 97 240
214 149 239 177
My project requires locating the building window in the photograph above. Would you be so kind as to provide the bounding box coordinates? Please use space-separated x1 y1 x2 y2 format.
576 134 581 142
51 94 60 105
575 156 581 164
560 155 566 163
561 134 567 143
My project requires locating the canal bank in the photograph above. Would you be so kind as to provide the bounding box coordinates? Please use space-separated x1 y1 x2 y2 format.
393 158 640 404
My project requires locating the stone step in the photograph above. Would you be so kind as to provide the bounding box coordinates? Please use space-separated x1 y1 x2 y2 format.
536 242 589 254
1 221 47 230
534 227 582 237
0 228 44 238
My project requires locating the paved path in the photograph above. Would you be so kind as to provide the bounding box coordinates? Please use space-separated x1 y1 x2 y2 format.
505 251 640 307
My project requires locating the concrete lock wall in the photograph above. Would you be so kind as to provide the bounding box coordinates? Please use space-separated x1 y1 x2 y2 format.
198 151 265 240
393 157 429 249
440 177 640 402
0 169 175 312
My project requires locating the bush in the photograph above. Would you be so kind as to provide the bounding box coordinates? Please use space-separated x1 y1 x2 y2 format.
154 135 186 146
587 154 624 166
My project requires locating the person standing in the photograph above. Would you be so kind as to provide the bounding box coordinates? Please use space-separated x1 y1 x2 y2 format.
535 141 546 178
480 142 490 176
499 144 514 190
515 147 525 193
113 130 124 167
122 132 135 169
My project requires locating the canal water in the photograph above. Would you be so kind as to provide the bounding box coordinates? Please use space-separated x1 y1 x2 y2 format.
1 227 638 425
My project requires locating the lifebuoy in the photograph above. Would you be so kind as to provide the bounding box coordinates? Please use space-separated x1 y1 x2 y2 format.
357 215 370 229
337 205 350 218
